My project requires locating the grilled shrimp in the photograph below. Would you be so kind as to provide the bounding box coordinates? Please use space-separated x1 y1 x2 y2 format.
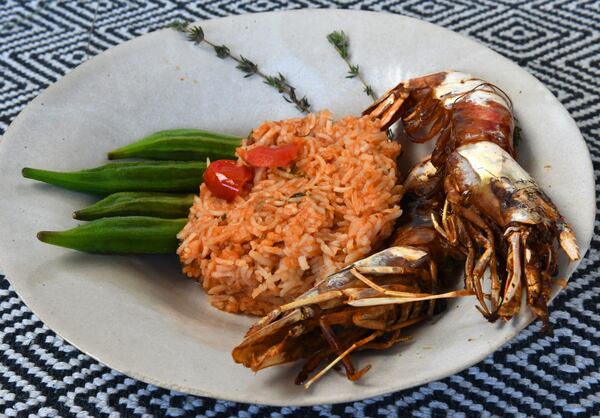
364 71 579 324
232 158 467 387
232 71 579 386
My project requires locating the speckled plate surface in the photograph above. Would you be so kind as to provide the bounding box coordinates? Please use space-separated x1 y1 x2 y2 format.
0 9 594 406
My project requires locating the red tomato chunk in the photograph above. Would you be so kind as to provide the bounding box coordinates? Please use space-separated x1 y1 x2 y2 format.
203 160 253 202
244 143 301 168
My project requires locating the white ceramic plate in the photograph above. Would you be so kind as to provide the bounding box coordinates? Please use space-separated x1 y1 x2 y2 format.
0 9 594 406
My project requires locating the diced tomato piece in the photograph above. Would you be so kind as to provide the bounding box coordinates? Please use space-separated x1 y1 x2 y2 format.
243 143 301 168
203 160 253 202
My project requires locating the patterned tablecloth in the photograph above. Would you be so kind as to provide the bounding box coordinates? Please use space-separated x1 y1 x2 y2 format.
1 1 598 416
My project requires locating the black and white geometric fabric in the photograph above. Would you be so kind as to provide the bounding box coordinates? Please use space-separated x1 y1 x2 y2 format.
1 1 599 416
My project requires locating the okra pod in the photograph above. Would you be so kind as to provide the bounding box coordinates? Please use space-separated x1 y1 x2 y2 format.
73 192 195 220
108 129 241 160
22 161 206 195
37 216 187 254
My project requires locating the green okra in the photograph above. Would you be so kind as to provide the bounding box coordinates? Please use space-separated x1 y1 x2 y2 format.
37 216 187 254
73 192 195 220
22 161 206 195
108 129 242 161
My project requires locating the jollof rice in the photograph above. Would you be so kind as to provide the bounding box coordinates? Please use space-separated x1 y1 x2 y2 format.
177 111 402 315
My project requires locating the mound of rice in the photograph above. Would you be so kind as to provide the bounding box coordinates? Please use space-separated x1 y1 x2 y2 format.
177 111 402 315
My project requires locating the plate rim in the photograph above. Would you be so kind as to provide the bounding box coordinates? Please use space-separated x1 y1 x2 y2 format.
0 8 595 406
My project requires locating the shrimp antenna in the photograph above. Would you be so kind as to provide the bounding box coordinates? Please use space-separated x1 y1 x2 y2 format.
452 81 513 111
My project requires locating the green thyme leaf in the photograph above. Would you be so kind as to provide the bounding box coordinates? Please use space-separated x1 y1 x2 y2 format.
166 20 189 32
236 55 258 77
187 26 205 44
327 31 349 59
214 44 230 58
513 125 522 149
347 64 359 79
264 73 288 93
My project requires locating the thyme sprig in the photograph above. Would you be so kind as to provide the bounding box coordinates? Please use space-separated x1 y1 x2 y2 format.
168 21 311 113
327 31 376 100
